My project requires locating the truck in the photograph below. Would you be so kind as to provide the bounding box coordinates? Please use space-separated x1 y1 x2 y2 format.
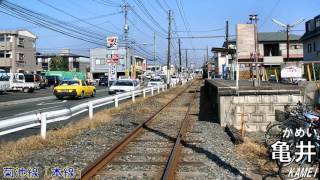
0 70 10 94
45 71 87 87
8 73 39 93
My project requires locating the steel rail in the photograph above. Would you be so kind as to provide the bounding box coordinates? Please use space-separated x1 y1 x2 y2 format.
161 87 198 180
80 82 193 179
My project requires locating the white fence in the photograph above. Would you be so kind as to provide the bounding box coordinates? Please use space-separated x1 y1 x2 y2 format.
0 82 182 139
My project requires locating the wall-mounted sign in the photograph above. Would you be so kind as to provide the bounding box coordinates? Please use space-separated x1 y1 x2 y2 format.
106 54 119 64
281 62 303 78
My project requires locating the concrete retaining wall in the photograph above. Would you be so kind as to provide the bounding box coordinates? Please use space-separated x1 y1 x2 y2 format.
204 80 304 132
220 94 304 132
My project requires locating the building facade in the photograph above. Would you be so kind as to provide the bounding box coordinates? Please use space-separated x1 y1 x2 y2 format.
36 49 89 73
300 15 320 61
90 47 137 79
231 26 304 63
0 30 40 73
225 25 304 80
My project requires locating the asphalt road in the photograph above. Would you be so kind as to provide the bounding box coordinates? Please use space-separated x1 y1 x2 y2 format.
0 86 109 119
0 83 153 143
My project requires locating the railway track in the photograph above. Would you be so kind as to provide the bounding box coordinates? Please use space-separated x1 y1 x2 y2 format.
81 81 201 179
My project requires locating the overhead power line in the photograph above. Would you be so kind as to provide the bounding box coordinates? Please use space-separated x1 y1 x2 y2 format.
0 0 108 46
37 0 120 36
129 6 166 38
91 0 121 7
132 0 167 33
174 28 225 33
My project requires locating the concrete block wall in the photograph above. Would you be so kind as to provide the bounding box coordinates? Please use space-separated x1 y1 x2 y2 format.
220 94 304 132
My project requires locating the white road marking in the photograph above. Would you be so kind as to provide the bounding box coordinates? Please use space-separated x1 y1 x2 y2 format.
37 100 67 106
14 105 62 116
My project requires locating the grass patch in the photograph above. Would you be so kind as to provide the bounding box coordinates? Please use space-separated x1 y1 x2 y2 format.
235 138 278 176
0 112 112 163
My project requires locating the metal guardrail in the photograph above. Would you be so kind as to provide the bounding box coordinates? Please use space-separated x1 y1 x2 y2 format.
0 82 184 139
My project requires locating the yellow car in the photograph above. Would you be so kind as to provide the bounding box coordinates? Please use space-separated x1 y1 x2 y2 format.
53 79 96 100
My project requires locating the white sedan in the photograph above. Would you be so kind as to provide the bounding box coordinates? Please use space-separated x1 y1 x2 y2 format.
170 76 179 84
147 78 164 87
109 79 140 94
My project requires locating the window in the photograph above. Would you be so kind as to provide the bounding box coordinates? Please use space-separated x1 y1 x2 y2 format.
18 53 24 61
308 43 312 53
0 35 4 42
95 58 105 65
60 80 79 85
18 75 24 80
5 51 11 58
6 36 12 42
314 42 317 52
0 51 4 58
18 38 24 47
291 45 301 49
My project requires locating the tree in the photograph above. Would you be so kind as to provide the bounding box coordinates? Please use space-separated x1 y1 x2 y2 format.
49 56 68 71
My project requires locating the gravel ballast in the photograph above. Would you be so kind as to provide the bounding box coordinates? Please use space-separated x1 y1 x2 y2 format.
1 81 254 179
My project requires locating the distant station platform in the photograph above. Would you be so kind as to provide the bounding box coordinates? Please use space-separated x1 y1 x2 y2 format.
205 79 303 96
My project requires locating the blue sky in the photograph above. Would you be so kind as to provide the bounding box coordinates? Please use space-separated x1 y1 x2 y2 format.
0 0 319 67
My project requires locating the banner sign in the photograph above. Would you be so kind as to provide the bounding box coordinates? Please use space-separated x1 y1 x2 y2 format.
107 36 118 50
108 64 117 80
281 62 303 78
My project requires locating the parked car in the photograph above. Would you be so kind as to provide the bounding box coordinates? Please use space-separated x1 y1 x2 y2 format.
145 74 152 79
147 78 164 87
213 74 223 80
35 74 47 89
99 76 108 86
0 70 10 94
53 79 96 100
87 79 97 86
7 73 39 93
109 79 140 94
269 75 277 82
293 78 307 84
46 75 61 87
280 78 290 84
170 75 179 84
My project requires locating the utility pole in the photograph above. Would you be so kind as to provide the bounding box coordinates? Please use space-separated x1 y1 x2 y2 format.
166 10 172 87
153 32 156 66
272 18 305 61
226 20 233 80
123 1 129 78
286 26 290 61
185 49 188 69
225 20 229 49
249 14 259 86
178 38 182 73
206 45 209 78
